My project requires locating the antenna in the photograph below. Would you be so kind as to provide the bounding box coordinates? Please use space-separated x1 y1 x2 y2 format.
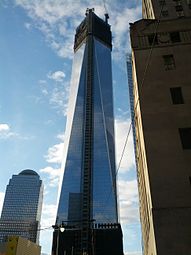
102 0 109 22
105 13 109 23
102 0 108 13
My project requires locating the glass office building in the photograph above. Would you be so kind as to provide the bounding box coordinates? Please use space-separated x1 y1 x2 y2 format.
0 169 43 244
53 9 123 255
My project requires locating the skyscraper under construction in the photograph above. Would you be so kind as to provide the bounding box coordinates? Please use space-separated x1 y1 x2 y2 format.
52 9 123 255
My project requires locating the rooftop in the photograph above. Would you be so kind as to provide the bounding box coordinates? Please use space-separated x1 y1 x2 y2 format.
19 169 39 176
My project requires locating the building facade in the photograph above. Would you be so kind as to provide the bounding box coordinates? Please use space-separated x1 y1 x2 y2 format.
130 1 191 255
143 0 191 20
0 236 41 255
0 170 43 244
53 9 123 255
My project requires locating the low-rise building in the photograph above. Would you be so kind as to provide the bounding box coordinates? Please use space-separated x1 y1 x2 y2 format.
0 236 41 255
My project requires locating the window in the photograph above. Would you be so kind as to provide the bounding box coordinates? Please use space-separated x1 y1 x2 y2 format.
162 10 169 16
179 128 191 149
173 0 182 5
148 34 158 45
159 0 166 5
175 5 183 11
163 55 175 70
176 10 184 16
170 87 184 104
175 5 184 16
187 0 191 8
170 32 181 43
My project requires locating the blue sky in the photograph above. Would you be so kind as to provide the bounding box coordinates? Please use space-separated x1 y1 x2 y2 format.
0 1 142 254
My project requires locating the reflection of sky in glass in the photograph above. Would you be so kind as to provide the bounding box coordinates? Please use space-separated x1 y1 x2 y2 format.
57 43 86 223
93 39 117 223
57 37 118 225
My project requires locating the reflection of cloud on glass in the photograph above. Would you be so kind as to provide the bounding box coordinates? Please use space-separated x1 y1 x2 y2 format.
93 213 107 222
58 43 86 192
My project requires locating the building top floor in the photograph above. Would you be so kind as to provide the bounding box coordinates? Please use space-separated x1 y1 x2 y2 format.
143 0 191 20
130 16 191 50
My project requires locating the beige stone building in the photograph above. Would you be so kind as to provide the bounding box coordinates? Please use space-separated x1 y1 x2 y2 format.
130 1 191 255
0 236 41 255
143 0 191 19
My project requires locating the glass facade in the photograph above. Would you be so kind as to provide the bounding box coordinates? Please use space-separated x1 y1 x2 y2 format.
0 170 43 244
56 10 118 226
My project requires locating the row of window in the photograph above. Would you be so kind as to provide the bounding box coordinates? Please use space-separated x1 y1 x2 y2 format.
159 0 191 17
157 75 190 150
148 31 181 46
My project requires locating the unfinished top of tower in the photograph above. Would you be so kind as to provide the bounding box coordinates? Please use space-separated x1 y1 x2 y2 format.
74 8 112 52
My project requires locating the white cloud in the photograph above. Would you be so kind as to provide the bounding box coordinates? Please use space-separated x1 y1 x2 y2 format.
115 119 135 172
41 133 65 188
40 203 57 234
40 166 61 187
49 85 69 115
0 123 34 140
119 179 138 204
0 123 10 132
48 70 65 82
45 142 64 164
15 1 142 61
118 179 139 224
0 192 5 215
0 123 18 139
40 202 57 253
24 22 32 30
39 73 70 115
57 133 65 141
111 5 142 59
39 79 47 84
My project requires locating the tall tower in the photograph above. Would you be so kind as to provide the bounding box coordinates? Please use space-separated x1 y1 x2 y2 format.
0 169 43 244
52 9 123 255
130 0 191 255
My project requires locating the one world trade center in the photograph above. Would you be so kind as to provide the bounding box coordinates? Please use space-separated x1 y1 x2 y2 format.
52 9 124 255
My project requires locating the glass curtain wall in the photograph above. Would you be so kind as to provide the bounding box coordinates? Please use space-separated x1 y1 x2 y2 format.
56 12 118 227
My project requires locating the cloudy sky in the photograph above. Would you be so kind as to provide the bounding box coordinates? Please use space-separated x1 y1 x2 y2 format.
0 1 142 254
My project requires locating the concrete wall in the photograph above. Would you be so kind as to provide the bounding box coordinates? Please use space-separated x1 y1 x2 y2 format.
130 17 191 255
143 0 191 19
5 236 41 255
